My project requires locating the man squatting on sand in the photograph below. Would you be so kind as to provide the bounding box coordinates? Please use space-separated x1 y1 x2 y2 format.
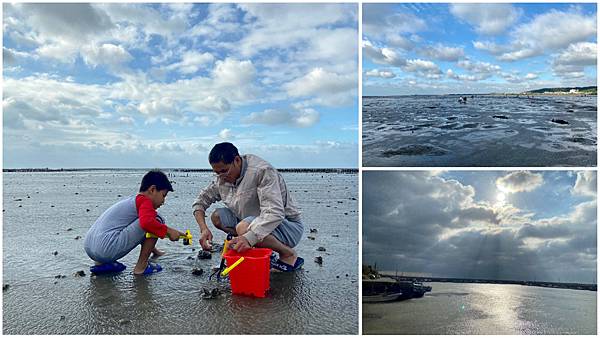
192 142 305 272
84 170 186 275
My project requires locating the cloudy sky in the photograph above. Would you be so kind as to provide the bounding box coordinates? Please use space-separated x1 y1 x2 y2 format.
363 171 597 283
3 3 358 168
363 3 597 95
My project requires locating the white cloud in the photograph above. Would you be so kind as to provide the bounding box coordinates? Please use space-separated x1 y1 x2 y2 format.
81 43 133 68
189 3 240 38
448 59 501 81
218 128 232 139
513 9 596 51
118 116 135 124
212 58 256 87
243 107 320 128
499 71 539 83
524 73 538 80
573 171 597 197
362 40 406 67
3 47 37 65
164 51 215 74
303 28 357 68
498 8 596 62
99 3 189 39
35 42 80 63
294 108 320 127
447 69 485 82
457 59 501 74
386 34 415 50
188 95 231 114
472 41 510 55
553 42 597 66
404 59 442 79
365 69 396 78
236 4 355 57
498 49 539 62
363 4 426 42
3 75 109 126
284 68 355 97
138 97 176 117
551 42 597 79
420 44 464 61
450 4 521 35
21 3 114 43
362 41 443 80
496 171 544 193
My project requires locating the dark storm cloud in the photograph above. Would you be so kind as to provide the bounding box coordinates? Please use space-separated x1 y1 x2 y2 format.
363 171 597 283
429 228 547 281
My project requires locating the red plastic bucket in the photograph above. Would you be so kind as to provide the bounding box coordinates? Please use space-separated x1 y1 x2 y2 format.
224 248 272 298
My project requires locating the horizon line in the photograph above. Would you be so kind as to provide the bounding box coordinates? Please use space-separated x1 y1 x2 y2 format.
3 167 359 171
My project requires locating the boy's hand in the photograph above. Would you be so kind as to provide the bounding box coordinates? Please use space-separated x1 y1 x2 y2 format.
166 228 183 241
200 229 213 250
229 236 251 253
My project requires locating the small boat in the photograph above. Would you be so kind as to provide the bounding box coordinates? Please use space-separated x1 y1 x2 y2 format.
363 277 403 303
363 292 403 303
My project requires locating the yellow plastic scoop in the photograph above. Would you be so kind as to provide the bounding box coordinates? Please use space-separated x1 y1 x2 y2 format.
146 229 192 245
221 257 245 277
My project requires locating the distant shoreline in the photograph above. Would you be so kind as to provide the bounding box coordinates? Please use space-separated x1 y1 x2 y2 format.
3 168 358 173
363 93 597 98
364 85 597 97
382 274 597 292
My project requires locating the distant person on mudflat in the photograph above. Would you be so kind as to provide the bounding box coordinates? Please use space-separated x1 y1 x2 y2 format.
84 170 186 275
192 142 304 272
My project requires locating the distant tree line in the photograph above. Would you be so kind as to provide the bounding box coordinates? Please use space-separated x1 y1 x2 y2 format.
525 86 597 94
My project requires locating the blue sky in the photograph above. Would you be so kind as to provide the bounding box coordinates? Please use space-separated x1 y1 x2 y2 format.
363 171 597 283
3 3 358 168
363 3 597 95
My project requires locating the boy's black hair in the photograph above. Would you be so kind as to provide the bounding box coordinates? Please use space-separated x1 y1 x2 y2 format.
139 170 174 192
209 142 239 164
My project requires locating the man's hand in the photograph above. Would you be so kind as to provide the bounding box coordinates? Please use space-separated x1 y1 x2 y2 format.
229 236 251 253
200 229 213 250
166 228 184 241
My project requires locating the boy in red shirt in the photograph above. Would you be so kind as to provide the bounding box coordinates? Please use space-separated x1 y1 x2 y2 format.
84 170 186 275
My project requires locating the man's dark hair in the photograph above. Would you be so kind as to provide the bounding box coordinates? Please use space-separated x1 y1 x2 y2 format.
139 170 174 192
209 142 239 164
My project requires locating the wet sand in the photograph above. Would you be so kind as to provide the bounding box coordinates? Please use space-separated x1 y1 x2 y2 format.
3 170 358 334
363 95 597 166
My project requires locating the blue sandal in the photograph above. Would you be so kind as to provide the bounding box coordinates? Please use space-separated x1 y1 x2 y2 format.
142 263 162 275
271 257 304 272
90 262 126 275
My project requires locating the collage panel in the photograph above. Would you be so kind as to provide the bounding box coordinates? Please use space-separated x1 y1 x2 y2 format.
362 3 597 167
362 170 597 335
2 3 359 335
1 1 598 336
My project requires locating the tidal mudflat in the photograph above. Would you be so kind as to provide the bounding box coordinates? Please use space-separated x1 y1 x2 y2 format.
3 170 358 334
363 95 597 167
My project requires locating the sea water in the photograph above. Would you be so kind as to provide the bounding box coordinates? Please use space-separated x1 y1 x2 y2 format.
363 282 596 334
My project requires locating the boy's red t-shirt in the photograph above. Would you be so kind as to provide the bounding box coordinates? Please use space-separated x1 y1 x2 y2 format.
135 194 168 238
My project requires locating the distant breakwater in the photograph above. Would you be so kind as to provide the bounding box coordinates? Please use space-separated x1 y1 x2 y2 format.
3 168 358 174
385 275 597 292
